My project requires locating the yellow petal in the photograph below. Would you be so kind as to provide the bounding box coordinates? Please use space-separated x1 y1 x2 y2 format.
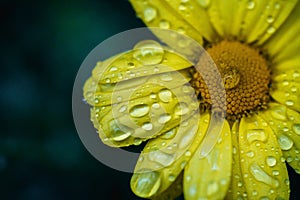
129 0 203 47
225 121 247 200
270 79 300 112
158 0 219 42
259 103 300 174
264 1 300 67
130 112 206 198
238 114 290 199
184 118 232 200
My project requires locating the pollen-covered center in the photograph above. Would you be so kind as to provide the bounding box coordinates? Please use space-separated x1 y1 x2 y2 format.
191 40 271 121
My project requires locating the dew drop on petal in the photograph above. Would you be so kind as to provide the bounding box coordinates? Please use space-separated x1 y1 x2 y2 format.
143 7 157 22
174 102 189 115
130 104 150 117
250 163 279 188
159 20 170 29
168 174 176 182
158 114 171 124
292 124 300 135
266 15 274 23
246 129 267 143
247 1 255 10
285 100 294 106
131 171 161 198
266 156 277 167
277 134 293 150
207 181 219 196
197 0 210 8
270 106 287 121
267 26 276 34
133 40 164 65
158 89 172 102
142 122 153 131
148 151 175 167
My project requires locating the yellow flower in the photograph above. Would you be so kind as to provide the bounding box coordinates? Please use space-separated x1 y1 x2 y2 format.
83 0 300 199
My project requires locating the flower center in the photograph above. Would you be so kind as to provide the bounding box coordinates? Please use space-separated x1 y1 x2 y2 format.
191 40 271 121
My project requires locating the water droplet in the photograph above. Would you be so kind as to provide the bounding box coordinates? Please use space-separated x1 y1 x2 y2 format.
179 3 187 11
94 98 99 104
266 156 277 167
180 161 187 169
272 170 279 176
185 150 191 157
270 106 287 121
179 126 197 149
152 103 160 109
267 26 276 34
197 0 210 8
150 93 157 99
130 104 150 117
142 122 153 131
274 2 281 9
109 120 132 141
160 73 173 81
246 129 268 143
277 134 293 150
119 105 127 113
143 7 157 22
252 190 258 196
133 40 164 65
131 171 161 198
285 100 294 106
292 124 300 135
222 68 240 89
168 174 176 182
149 151 175 167
158 89 172 102
159 20 170 29
246 151 255 158
266 15 274 23
158 114 171 124
174 102 189 115
260 197 270 200
207 181 219 196
250 163 279 188
160 128 176 139
186 175 191 181
247 1 255 10
105 78 111 83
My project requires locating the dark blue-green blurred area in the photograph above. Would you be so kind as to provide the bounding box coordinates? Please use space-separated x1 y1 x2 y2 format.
1 0 144 199
1 0 300 200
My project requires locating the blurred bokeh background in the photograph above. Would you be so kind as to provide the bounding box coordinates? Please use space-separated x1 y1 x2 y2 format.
1 0 300 199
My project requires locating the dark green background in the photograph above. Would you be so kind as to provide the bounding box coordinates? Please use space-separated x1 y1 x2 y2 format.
1 0 299 199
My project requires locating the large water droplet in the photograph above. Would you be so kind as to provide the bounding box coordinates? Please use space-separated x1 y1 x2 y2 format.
277 134 293 150
222 68 240 89
174 102 189 115
158 114 171 124
270 106 287 121
267 26 276 34
143 7 157 22
250 163 279 188
149 151 175 167
292 124 300 135
131 171 161 198
142 122 153 131
246 129 267 143
130 104 150 117
179 126 197 149
133 40 164 65
266 156 277 167
285 100 294 106
158 89 172 102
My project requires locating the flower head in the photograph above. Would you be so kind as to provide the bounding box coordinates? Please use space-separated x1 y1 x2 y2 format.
83 0 300 199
